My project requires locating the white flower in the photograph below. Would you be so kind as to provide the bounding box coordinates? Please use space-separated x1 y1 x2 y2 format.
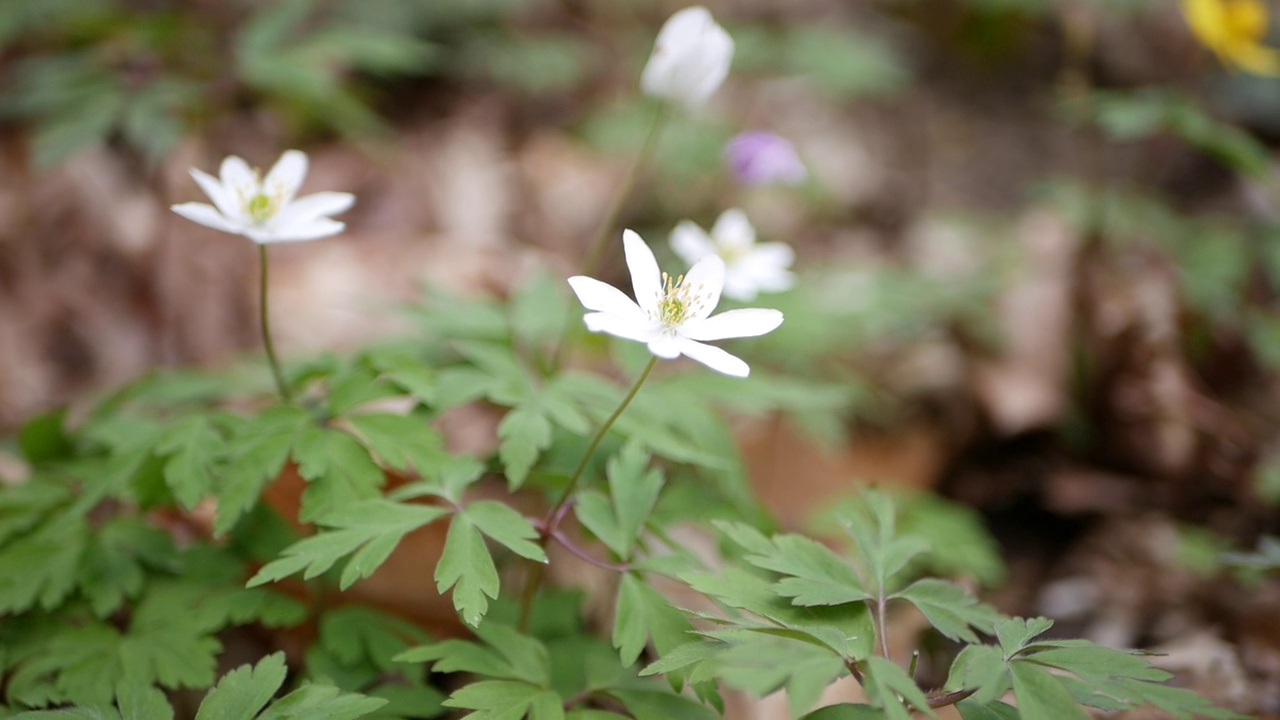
171 150 355 244
568 230 782 377
670 209 795 301
641 6 734 110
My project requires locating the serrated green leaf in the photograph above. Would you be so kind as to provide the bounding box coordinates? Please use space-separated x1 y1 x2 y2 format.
863 656 934 720
215 407 309 535
443 680 545 720
1008 662 1087 720
327 364 403 417
606 443 663 560
837 492 929 596
497 407 552 489
435 514 499 626
608 689 719 720
293 427 385 522
613 573 693 668
473 623 552 687
255 683 388 720
0 513 87 613
194 652 287 720
248 499 449 589
955 699 1021 720
994 616 1054 657
947 645 1009 705
745 534 869 606
156 416 222 510
893 579 997 643
0 479 71 545
466 500 547 563
344 413 447 477
116 680 174 720
574 491 623 558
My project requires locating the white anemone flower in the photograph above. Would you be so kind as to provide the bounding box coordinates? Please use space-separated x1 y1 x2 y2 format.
641 6 734 110
171 150 355 244
670 209 795 301
568 230 783 377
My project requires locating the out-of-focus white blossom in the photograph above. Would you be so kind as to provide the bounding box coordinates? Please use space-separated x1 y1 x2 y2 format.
670 209 795 301
641 6 734 110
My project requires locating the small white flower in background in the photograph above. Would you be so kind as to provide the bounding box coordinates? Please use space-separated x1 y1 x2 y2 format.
725 131 808 186
171 150 355 244
568 230 782 377
641 6 734 110
670 209 795 302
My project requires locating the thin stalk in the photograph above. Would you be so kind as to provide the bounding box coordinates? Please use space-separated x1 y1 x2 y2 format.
258 245 292 404
544 355 658 527
579 103 668 279
550 103 668 372
517 355 659 632
876 592 891 664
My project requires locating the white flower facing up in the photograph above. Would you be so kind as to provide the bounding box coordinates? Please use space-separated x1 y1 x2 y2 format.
171 150 355 244
641 6 734 110
670 208 795 302
568 230 783 377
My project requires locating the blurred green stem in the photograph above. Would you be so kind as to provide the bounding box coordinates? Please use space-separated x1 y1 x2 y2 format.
258 245 292 404
550 103 668 371
518 355 658 631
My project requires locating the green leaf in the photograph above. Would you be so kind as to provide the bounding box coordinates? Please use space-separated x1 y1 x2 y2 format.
863 657 934 720
955 699 1021 720
443 680 549 720
248 499 449 589
0 513 87 613
837 492 929 596
607 689 719 720
255 683 388 720
473 623 553 687
946 645 1009 705
194 652 288 720
613 573 694 667
893 579 998 643
606 443 663 560
292 427 385 522
116 680 174 720
744 534 869 606
435 514 499 626
215 407 309 535
156 416 222 510
345 413 448 477
18 408 72 464
994 616 1054 657
465 500 547 563
497 406 552 489
1008 662 1087 720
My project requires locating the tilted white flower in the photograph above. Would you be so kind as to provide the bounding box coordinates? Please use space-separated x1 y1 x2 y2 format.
670 208 795 302
171 150 355 244
568 230 783 377
641 6 734 110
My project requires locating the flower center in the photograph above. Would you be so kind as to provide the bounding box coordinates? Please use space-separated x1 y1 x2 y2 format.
246 192 277 224
655 271 706 328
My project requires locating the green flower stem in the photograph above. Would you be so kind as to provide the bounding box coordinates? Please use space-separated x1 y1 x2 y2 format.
544 355 658 528
258 245 293 404
550 103 669 372
518 355 659 631
579 103 669 279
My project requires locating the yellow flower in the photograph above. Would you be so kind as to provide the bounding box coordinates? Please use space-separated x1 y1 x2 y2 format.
1183 0 1280 75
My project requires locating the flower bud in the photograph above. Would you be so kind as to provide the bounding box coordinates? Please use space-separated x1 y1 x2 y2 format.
641 6 734 110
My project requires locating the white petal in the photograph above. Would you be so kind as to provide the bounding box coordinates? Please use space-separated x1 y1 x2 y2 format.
583 312 660 343
219 155 258 201
272 191 355 228
623 229 662 316
259 218 345 243
670 220 714 265
647 334 683 359
711 208 755 251
264 150 308 204
675 338 749 377
747 242 795 270
567 276 648 323
189 168 240 220
720 275 760 302
682 308 783 341
750 269 796 294
641 6 733 109
681 255 725 321
688 25 733 106
171 202 245 236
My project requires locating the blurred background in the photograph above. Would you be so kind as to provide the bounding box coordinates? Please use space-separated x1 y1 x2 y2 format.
2 0 1280 715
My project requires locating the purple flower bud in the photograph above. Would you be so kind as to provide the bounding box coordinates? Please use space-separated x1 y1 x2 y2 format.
725 131 807 186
